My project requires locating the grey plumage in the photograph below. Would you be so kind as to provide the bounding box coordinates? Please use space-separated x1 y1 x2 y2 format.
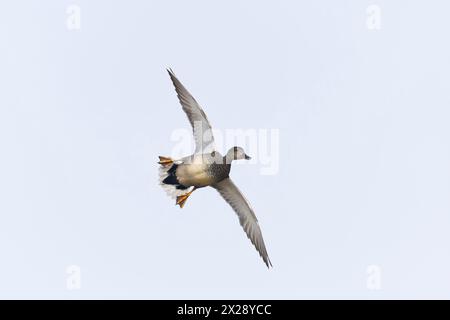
213 178 272 268
167 68 215 154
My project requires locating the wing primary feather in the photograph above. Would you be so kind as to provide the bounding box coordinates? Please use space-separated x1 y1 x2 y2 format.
213 178 272 268
166 68 215 154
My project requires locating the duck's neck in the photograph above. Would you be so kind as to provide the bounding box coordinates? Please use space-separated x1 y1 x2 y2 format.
224 151 237 164
225 149 236 164
219 156 232 178
223 155 233 165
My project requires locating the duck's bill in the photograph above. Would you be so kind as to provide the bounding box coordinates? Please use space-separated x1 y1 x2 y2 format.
245 154 251 160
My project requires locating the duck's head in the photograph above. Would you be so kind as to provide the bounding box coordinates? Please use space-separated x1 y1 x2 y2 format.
226 146 251 162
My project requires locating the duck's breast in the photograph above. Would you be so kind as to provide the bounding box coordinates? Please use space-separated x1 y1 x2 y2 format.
176 162 214 187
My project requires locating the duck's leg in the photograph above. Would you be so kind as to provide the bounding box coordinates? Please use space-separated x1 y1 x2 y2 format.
158 156 173 166
176 187 197 208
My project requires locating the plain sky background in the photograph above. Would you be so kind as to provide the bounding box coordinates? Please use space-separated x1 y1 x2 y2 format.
1 1 449 299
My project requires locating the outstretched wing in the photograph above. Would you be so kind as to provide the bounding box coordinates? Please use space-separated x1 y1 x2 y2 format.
167 69 215 154
213 178 272 268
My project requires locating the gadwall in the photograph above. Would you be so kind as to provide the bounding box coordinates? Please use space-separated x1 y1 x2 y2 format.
158 69 272 268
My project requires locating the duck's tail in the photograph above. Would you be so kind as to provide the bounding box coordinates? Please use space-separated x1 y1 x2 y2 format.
158 156 191 199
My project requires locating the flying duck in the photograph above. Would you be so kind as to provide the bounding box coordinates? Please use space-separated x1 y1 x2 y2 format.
159 69 272 268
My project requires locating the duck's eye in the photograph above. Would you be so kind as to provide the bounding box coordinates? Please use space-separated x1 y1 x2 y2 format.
210 151 216 157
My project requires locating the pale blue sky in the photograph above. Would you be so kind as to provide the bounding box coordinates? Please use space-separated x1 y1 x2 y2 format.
0 1 449 299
